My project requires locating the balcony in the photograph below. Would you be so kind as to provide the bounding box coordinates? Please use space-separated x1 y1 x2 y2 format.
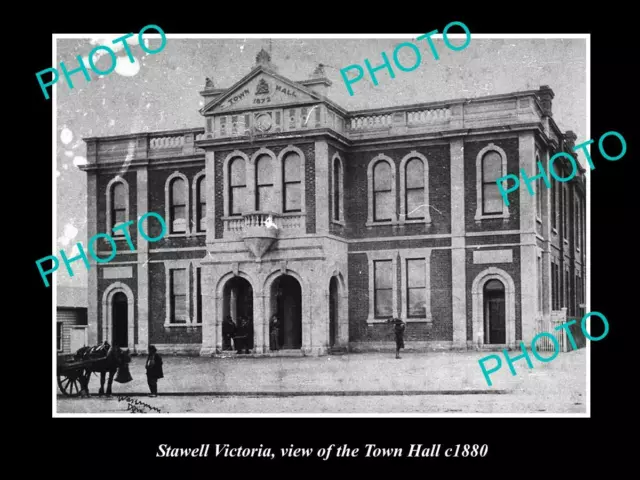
222 212 306 258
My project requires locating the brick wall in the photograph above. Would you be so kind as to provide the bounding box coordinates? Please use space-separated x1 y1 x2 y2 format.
345 144 451 238
148 263 202 344
147 166 207 250
464 138 520 233
347 249 453 342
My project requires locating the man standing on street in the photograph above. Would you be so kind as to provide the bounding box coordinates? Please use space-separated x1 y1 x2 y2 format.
388 317 406 359
145 345 164 397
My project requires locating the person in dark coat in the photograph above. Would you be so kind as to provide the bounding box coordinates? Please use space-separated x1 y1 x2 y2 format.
236 316 251 354
388 317 406 359
269 314 280 351
145 345 164 397
222 315 236 351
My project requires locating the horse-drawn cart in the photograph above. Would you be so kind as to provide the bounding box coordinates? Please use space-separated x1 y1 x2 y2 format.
56 353 97 396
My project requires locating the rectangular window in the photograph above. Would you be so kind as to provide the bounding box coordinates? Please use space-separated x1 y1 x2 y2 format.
374 260 394 318
288 109 296 129
575 274 580 316
565 272 570 312
406 259 426 318
551 262 556 310
231 115 238 135
196 268 202 324
315 105 321 126
170 269 187 323
57 322 62 352
300 107 308 127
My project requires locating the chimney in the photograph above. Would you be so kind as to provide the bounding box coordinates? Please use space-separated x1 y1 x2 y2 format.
538 85 555 117
298 63 332 97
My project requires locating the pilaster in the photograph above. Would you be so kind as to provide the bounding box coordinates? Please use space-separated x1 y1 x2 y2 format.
519 131 537 343
205 150 216 244
199 265 217 356
541 150 552 318
87 172 99 345
450 139 467 347
136 167 149 353
253 292 266 354
314 140 329 234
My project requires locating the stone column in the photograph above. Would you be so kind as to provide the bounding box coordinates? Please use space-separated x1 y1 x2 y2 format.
519 131 538 344
314 140 329 234
199 265 217 356
253 292 266 354
87 172 99 345
136 166 149 354
302 288 313 354
450 139 467 348
311 280 328 355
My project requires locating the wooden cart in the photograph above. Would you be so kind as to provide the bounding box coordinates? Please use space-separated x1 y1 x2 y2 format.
56 353 99 396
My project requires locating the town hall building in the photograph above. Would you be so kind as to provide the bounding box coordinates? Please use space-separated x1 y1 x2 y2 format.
80 48 586 356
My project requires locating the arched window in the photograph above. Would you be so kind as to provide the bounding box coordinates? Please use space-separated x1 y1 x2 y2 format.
283 152 302 213
169 177 187 233
373 160 393 221
333 156 343 221
256 154 275 212
229 157 246 216
111 182 127 233
196 176 206 232
405 158 425 220
481 151 503 215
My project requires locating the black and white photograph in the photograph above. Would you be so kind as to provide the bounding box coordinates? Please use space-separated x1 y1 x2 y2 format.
51 33 589 416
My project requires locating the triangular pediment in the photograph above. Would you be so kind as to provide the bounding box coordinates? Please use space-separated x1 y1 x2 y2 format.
202 67 321 115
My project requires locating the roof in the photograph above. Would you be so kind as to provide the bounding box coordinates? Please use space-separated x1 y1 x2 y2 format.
57 286 88 309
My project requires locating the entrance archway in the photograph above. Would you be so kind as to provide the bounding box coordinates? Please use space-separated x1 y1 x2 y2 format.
271 275 302 349
483 279 506 344
329 277 339 347
222 277 254 351
112 292 128 347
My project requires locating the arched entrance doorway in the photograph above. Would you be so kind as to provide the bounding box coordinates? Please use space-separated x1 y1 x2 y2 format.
271 275 302 350
112 292 128 347
329 277 339 347
484 279 506 344
222 277 254 351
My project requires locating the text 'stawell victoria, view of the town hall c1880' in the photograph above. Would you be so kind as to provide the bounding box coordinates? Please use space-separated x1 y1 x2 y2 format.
79 48 586 357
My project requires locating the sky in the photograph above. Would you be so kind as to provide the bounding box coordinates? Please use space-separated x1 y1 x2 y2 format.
55 36 587 288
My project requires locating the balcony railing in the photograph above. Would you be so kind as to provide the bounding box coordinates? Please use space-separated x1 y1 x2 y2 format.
222 212 305 239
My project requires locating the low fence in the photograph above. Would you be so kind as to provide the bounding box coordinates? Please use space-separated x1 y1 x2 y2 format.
534 309 586 352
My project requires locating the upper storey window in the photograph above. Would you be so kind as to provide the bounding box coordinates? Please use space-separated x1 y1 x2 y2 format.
332 154 344 223
195 175 206 232
373 160 394 222
229 157 247 216
283 152 302 213
404 158 425 220
169 177 187 234
107 177 129 235
256 154 275 212
474 143 510 221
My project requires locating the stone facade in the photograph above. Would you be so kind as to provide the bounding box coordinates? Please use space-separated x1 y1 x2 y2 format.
80 50 586 356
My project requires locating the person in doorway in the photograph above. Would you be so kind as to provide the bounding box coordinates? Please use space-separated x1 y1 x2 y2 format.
145 345 164 397
222 315 236 351
387 317 406 359
269 314 280 351
236 316 251 354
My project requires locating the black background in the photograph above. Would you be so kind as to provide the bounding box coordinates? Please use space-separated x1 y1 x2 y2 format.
20 8 631 475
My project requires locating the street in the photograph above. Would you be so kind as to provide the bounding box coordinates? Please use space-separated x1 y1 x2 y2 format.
56 349 587 414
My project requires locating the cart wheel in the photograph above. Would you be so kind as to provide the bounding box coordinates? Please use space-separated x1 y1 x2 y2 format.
58 370 82 397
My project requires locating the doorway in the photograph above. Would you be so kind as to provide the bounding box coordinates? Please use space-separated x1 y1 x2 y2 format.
329 277 339 347
222 277 254 350
484 279 506 344
112 292 128 347
271 275 302 349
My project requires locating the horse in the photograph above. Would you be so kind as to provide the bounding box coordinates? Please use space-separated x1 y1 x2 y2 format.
75 342 132 397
